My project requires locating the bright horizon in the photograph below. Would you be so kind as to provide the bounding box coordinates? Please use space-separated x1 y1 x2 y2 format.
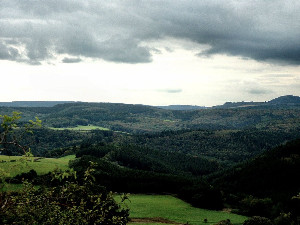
1 1 300 107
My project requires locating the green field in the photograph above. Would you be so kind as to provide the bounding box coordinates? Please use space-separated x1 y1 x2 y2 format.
120 195 247 225
0 155 75 177
49 125 110 131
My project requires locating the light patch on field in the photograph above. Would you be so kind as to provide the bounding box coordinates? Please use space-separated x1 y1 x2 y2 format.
49 125 110 131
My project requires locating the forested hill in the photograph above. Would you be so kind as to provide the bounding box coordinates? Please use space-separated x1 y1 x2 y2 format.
119 128 300 163
211 138 300 218
212 138 300 196
0 96 300 133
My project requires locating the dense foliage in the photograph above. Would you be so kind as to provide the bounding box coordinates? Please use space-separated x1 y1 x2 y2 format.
120 128 300 163
0 166 129 225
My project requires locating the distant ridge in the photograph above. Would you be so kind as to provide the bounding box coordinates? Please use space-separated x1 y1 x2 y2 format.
0 101 77 107
0 95 299 108
156 105 206 110
214 95 300 108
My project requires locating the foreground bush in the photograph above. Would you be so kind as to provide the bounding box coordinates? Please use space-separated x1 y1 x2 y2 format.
0 165 129 225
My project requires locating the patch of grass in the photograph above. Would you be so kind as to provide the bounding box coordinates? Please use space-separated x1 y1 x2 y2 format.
119 194 247 225
49 125 110 131
0 155 75 177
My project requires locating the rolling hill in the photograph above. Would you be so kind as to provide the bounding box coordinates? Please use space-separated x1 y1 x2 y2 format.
1 95 300 134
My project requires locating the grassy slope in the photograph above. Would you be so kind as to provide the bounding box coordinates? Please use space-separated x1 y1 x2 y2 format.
0 155 75 177
118 194 247 225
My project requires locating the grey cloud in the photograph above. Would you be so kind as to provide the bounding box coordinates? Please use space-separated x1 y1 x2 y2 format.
0 42 14 59
0 0 300 65
226 79 274 95
62 57 82 63
164 47 173 53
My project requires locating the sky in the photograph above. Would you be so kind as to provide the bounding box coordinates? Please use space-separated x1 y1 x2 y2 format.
0 0 300 106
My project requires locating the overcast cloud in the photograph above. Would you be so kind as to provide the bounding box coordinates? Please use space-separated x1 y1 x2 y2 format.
0 0 300 65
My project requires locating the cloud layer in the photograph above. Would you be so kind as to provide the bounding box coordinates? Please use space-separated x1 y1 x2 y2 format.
1 0 300 65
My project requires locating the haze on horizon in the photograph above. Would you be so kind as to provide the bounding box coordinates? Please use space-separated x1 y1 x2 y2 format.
1 0 300 107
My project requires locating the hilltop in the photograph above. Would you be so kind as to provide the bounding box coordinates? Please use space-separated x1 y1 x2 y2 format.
214 95 300 108
268 95 300 105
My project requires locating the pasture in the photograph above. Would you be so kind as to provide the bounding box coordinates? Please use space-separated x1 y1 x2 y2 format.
0 155 75 177
121 194 247 225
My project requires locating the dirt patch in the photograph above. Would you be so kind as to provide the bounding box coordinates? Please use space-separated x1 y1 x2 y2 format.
130 217 185 224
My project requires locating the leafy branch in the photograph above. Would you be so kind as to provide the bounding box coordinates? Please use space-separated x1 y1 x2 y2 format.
0 112 41 155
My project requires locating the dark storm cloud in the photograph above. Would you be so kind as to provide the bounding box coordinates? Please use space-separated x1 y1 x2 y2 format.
0 0 300 65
